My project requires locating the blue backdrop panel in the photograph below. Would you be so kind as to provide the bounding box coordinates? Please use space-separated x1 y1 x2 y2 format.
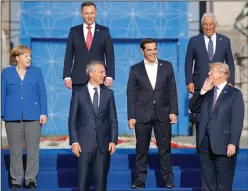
20 1 189 135
31 39 71 135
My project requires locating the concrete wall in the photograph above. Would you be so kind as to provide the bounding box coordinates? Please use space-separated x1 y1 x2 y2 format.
210 2 248 132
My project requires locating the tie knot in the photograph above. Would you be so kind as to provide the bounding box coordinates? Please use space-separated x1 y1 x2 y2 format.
87 25 91 30
214 86 218 91
209 37 212 41
93 87 98 92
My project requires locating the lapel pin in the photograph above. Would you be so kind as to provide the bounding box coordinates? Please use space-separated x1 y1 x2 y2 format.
97 29 99 31
160 63 162 66
220 38 222 40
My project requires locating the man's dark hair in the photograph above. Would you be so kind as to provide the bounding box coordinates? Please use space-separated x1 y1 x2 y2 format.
140 38 157 50
81 2 96 11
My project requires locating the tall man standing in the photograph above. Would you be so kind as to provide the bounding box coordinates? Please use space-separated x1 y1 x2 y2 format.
185 13 235 94
68 60 118 191
63 2 115 89
127 38 178 189
190 63 244 191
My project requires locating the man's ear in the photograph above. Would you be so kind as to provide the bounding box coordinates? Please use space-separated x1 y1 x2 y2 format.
140 48 144 55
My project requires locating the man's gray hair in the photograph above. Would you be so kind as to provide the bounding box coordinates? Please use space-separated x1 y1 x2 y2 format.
86 60 105 75
201 13 217 24
209 62 230 79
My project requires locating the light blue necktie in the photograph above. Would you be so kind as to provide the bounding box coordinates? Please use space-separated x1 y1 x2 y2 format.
208 37 214 61
93 87 98 114
211 86 218 111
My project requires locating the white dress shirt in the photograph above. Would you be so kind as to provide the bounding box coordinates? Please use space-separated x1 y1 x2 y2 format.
204 32 216 55
144 59 158 90
87 82 100 106
215 81 227 99
83 22 95 41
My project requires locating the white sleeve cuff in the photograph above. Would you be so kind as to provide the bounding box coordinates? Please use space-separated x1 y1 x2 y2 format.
106 77 113 80
200 89 207 95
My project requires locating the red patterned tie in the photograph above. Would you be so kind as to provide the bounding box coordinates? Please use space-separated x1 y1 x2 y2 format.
86 25 92 50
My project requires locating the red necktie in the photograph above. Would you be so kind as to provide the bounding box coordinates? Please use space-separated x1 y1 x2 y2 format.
86 25 92 50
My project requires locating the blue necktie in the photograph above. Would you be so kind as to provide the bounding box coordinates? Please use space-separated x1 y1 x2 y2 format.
211 86 218 111
93 87 98 114
208 37 214 61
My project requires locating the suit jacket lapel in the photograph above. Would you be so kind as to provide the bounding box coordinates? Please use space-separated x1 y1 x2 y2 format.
208 88 214 115
154 61 163 90
89 24 100 51
211 84 229 114
97 86 106 116
83 85 96 116
139 62 153 91
212 33 221 61
81 24 88 50
200 34 210 61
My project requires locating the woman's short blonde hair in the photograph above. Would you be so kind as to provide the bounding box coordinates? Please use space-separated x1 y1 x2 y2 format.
10 45 31 64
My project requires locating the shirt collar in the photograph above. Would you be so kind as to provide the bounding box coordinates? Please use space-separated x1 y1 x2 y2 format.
216 81 227 91
204 32 216 40
87 82 99 90
144 58 158 65
83 22 95 30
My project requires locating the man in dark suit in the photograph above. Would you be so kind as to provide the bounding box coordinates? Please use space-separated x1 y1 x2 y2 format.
68 60 118 191
190 62 244 191
185 13 235 94
127 38 178 189
63 2 115 89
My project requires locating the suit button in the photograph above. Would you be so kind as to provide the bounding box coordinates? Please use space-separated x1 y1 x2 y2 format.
21 97 23 100
21 83 23 85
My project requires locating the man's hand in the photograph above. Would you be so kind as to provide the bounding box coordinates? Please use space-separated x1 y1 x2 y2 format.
128 119 136 129
64 79 72 89
72 143 81 157
40 115 47 125
202 78 214 92
109 142 116 155
227 144 236 157
187 83 195 94
169 114 177 124
104 77 113 87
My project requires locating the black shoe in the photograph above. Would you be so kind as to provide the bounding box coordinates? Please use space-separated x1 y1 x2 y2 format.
131 181 145 189
165 173 174 188
11 184 21 189
27 181 36 189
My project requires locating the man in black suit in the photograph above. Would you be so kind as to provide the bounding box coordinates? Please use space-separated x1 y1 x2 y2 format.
127 38 178 189
63 2 115 89
68 60 118 191
190 63 244 191
185 13 235 94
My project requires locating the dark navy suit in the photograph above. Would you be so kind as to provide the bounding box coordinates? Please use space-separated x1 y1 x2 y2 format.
68 84 118 191
185 33 235 90
63 24 115 85
127 59 178 186
190 84 244 191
